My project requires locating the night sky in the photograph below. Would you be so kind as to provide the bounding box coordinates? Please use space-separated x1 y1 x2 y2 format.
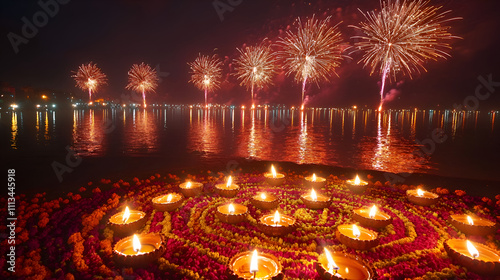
1 0 500 108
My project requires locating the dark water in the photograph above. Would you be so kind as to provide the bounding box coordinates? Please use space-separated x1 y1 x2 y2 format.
2 106 500 182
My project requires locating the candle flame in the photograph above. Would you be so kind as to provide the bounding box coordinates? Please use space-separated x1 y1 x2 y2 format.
417 188 424 197
369 205 377 219
467 215 474 225
311 189 317 201
324 248 339 275
312 173 317 182
228 203 235 213
354 175 361 185
466 240 479 259
166 194 173 203
345 267 349 274
122 206 131 223
260 193 266 200
352 224 361 238
186 181 192 188
250 249 259 273
271 165 277 178
226 176 232 187
274 210 281 225
132 234 141 253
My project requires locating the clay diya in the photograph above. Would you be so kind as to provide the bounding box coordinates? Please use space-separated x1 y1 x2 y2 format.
450 214 497 236
258 210 296 237
301 188 332 210
228 249 284 280
215 176 240 198
316 248 376 280
216 203 248 224
352 205 392 229
152 193 184 212
108 206 147 235
336 224 379 250
445 239 500 275
264 165 285 186
251 192 279 210
179 181 204 197
113 233 166 267
345 175 368 194
406 188 439 206
304 173 326 189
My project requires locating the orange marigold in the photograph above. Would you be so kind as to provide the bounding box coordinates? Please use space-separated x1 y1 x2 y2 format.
455 190 466 196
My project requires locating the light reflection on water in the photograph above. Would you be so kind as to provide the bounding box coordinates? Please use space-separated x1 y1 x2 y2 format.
2 108 499 179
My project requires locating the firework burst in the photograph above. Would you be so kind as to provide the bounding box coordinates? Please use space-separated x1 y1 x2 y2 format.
234 42 278 106
188 54 223 106
72 62 107 102
126 63 159 108
350 0 461 110
278 16 346 106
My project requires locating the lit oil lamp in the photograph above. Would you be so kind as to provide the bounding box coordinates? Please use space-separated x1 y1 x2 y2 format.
352 205 393 229
406 188 439 206
251 192 279 210
216 203 248 224
345 175 369 194
450 214 497 236
179 181 204 197
444 239 500 275
228 249 284 280
301 188 332 210
316 248 375 280
264 165 285 186
258 210 296 237
304 173 326 188
215 176 240 198
336 224 379 250
113 233 165 267
108 206 147 236
152 193 184 212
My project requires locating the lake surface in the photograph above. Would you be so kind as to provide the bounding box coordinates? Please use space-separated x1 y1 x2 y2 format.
2 106 500 182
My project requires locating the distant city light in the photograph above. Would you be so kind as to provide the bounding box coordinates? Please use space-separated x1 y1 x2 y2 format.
11 104 18 109
42 95 48 99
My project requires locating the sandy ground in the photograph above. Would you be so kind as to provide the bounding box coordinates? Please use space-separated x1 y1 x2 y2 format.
6 154 500 200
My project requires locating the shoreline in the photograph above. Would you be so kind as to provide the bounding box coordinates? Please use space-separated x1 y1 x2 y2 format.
8 154 500 200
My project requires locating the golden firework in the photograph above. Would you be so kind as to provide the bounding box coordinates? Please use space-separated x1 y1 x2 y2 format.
350 0 461 110
278 16 346 105
72 62 107 102
188 54 223 106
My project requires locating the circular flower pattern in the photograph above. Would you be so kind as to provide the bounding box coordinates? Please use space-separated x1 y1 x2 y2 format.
1 172 499 280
